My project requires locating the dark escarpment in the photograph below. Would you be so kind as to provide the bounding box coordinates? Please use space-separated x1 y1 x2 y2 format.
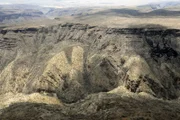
0 23 180 119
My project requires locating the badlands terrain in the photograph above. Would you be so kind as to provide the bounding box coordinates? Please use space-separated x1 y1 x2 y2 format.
0 2 180 120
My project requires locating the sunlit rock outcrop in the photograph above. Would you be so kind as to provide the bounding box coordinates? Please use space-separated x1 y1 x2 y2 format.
0 23 180 119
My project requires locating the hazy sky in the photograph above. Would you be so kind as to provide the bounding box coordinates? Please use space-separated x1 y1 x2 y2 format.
0 0 180 7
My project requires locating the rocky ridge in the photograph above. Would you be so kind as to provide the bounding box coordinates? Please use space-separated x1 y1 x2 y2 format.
0 23 180 119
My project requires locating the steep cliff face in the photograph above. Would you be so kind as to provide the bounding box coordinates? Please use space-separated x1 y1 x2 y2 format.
0 23 180 119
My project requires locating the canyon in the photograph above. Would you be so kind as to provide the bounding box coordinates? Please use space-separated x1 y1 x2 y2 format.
0 23 180 119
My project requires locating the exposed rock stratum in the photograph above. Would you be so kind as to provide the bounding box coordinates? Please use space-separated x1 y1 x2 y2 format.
0 23 180 120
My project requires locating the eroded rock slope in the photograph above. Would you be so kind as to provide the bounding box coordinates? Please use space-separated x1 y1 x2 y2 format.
0 23 180 119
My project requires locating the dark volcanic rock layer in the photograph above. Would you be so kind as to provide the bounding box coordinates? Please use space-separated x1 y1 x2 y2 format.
0 23 180 119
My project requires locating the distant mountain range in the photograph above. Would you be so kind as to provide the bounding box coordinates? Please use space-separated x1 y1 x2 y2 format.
139 1 180 10
0 5 43 24
0 1 180 25
0 4 53 24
